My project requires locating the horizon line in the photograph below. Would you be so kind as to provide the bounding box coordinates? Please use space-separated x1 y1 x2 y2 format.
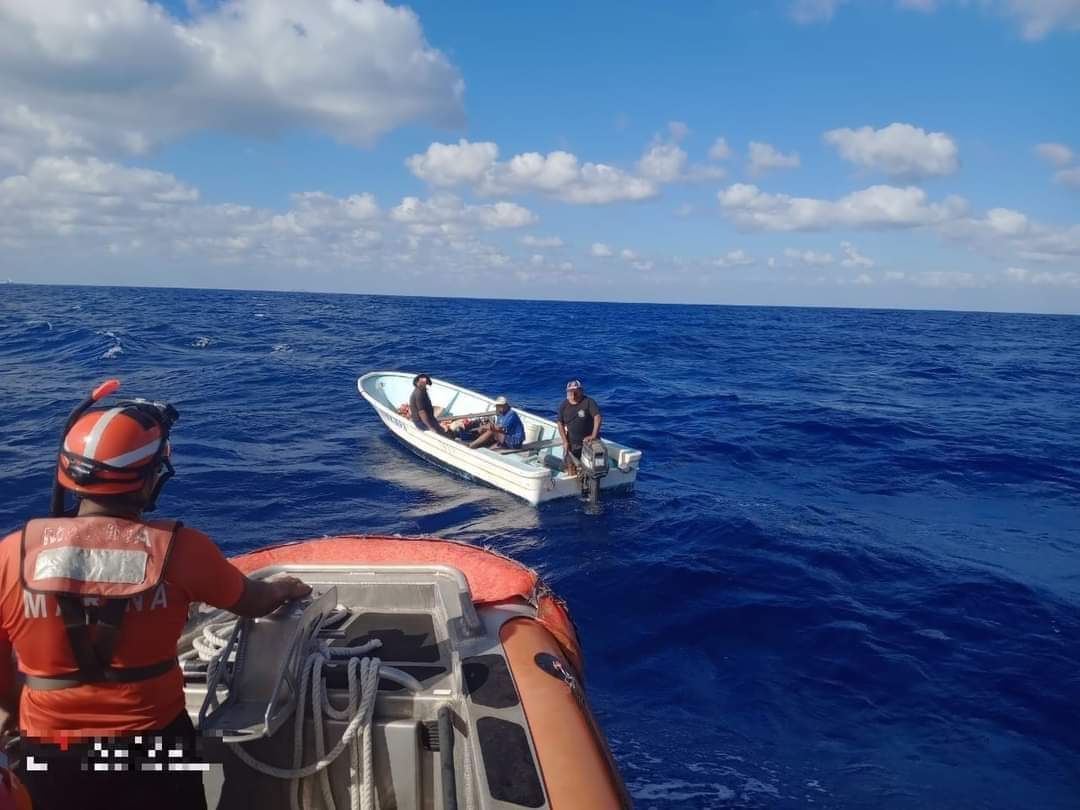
3 280 1077 319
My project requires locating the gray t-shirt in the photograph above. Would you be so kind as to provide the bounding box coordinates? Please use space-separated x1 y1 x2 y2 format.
409 387 436 428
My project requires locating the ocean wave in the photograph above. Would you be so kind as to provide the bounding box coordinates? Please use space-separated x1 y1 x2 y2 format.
97 329 124 359
0 285 1078 809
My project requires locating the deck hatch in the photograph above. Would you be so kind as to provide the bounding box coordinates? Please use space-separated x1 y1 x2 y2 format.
464 654 520 709
477 717 544 807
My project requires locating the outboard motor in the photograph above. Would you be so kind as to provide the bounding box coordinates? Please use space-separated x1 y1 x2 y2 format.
578 438 608 505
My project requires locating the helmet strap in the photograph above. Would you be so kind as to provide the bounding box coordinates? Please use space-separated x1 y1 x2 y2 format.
143 457 175 513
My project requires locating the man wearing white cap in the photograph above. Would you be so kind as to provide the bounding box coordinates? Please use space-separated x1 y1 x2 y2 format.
469 395 525 450
558 379 602 475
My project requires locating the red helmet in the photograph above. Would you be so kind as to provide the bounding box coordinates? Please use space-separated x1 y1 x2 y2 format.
58 401 177 497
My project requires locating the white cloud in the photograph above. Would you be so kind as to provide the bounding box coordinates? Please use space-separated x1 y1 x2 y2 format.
0 105 92 169
637 132 726 184
1005 268 1080 286
1035 142 1074 167
708 138 733 161
719 181 1080 265
269 192 378 236
542 158 659 203
1000 0 1080 40
0 0 465 162
637 141 688 183
791 0 1080 39
406 140 498 186
530 253 545 266
686 165 728 182
390 194 536 234
942 207 1080 263
840 241 875 268
784 248 835 265
408 128 729 205
0 155 398 269
985 207 1030 236
668 121 691 141
913 271 981 288
633 260 655 271
620 248 639 260
747 142 801 176
406 142 658 205
476 201 537 229
0 156 198 243
13 156 197 202
590 242 614 257
790 0 847 23
824 123 959 178
713 249 754 267
718 183 959 231
521 235 564 248
1056 167 1080 189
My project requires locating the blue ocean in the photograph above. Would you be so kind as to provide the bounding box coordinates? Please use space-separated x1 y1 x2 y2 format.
1 284 1078 809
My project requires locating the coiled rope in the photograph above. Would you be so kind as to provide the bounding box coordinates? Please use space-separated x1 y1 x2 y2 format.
191 615 423 810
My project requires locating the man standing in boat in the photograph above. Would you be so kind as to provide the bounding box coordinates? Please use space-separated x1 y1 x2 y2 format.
469 395 525 450
0 382 311 810
558 379 602 475
409 373 450 437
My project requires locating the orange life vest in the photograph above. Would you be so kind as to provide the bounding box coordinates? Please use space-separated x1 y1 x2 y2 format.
19 516 180 691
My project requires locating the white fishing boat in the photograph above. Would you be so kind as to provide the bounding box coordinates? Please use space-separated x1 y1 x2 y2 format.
356 372 642 505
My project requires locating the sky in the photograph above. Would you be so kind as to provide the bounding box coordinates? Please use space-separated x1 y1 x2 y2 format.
0 0 1078 312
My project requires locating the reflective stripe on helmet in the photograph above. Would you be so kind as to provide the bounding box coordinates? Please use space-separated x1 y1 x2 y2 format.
80 407 125 459
101 438 163 468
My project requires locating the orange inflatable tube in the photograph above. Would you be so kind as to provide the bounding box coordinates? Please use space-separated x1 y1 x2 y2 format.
500 618 630 810
229 535 586 677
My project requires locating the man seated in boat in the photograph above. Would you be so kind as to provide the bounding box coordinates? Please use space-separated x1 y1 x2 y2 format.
408 373 451 437
468 395 525 450
558 379 602 475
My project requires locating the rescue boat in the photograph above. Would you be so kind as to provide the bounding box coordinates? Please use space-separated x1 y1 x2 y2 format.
180 535 630 809
356 371 643 504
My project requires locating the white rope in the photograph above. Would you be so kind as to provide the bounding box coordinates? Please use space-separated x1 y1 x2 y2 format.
195 615 423 810
180 620 239 665
185 619 247 726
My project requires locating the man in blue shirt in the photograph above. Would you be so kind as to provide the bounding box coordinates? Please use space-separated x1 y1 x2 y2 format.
469 395 525 449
